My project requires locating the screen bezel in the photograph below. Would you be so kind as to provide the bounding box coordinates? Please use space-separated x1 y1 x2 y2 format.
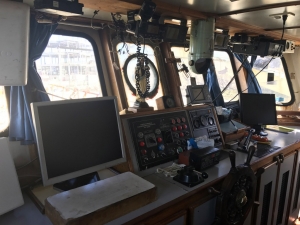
31 96 126 186
186 85 210 104
239 93 278 126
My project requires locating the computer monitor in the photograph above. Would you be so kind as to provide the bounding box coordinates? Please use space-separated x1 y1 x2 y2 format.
239 93 277 136
31 96 126 190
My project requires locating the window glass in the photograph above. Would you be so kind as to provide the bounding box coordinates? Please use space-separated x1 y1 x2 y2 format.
0 87 9 132
117 42 163 109
171 47 237 104
36 34 102 101
171 47 204 105
214 51 238 102
251 56 291 104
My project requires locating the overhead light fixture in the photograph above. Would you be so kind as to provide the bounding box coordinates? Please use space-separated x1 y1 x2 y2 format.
269 12 295 19
34 0 84 16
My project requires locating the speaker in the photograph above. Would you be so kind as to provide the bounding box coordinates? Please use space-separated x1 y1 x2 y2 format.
156 96 176 109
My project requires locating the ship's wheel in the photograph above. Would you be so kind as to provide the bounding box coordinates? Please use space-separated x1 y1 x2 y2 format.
209 147 263 225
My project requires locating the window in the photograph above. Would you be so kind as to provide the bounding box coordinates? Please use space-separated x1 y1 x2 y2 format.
116 42 163 109
214 51 238 102
171 47 237 104
171 47 204 106
36 34 103 101
0 87 9 132
251 56 293 105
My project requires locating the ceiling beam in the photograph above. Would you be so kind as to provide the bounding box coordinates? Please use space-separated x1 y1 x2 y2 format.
78 0 300 44
265 26 300 31
218 1 300 17
216 17 300 44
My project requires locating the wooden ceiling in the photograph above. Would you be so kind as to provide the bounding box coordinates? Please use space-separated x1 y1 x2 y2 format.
76 0 300 45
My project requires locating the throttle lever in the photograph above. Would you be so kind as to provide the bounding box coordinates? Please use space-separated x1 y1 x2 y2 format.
229 151 237 172
242 128 255 151
246 145 256 166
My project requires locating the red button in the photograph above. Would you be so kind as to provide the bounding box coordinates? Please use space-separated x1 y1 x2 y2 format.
141 149 147 155
139 141 145 147
183 124 188 129
179 132 184 137
181 117 186 122
157 137 163 143
170 118 176 124
176 118 181 123
172 126 177 131
177 126 182 130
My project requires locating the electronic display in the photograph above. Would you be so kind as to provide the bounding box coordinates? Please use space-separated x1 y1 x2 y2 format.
31 97 126 187
186 85 212 105
240 93 277 135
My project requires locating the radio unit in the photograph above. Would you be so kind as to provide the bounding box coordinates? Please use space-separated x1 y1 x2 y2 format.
189 147 221 171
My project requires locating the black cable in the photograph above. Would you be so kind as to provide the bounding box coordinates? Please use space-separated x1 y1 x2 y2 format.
228 15 287 103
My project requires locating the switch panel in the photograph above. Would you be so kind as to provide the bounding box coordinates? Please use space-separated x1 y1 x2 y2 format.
126 111 192 171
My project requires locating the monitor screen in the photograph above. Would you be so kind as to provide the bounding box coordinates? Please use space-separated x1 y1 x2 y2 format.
240 93 277 126
186 85 211 104
31 97 126 186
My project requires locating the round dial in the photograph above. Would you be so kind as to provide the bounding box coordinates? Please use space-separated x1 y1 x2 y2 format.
200 116 208 126
193 120 200 128
208 117 214 125
137 132 144 139
155 129 161 135
165 97 175 108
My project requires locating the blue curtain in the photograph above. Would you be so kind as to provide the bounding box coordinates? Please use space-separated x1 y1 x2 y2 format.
204 61 225 107
234 53 262 94
8 17 58 144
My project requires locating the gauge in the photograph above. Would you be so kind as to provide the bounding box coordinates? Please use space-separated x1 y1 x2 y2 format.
165 97 175 108
200 115 208 126
137 132 144 139
208 117 214 125
155 129 161 135
193 120 200 128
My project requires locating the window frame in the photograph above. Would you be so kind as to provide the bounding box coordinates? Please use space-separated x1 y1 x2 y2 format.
280 56 295 106
53 29 108 97
264 56 295 106
214 48 242 102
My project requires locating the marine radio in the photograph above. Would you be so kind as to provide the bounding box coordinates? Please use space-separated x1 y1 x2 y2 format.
126 1 188 43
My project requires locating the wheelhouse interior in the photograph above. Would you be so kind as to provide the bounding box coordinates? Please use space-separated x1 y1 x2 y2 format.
1 0 300 225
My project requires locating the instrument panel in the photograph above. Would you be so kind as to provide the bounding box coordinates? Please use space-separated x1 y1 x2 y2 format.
122 105 223 176
126 111 192 172
188 107 223 147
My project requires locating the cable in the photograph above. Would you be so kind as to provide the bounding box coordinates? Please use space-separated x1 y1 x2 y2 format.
91 10 107 30
16 157 39 171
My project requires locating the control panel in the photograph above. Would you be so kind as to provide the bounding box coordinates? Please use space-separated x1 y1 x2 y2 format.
126 111 192 171
188 106 222 147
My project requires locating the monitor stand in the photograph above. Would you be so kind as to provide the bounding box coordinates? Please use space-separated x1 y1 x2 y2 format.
252 125 268 136
53 172 100 192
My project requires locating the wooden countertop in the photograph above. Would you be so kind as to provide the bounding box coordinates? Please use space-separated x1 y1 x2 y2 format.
30 128 300 225
106 128 300 225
